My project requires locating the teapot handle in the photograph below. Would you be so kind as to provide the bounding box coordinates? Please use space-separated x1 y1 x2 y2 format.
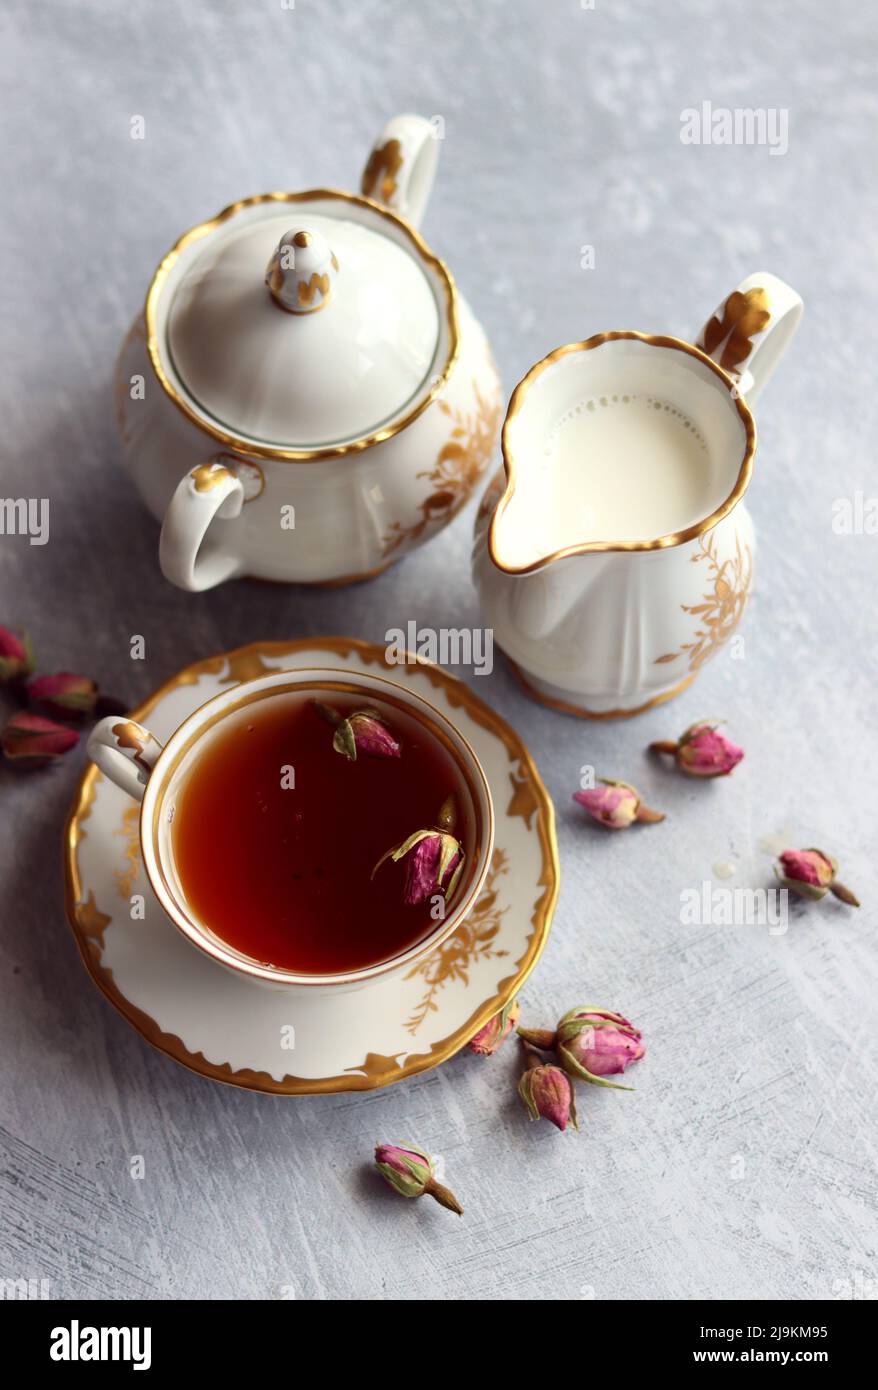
159 458 246 592
360 114 440 228
694 272 803 405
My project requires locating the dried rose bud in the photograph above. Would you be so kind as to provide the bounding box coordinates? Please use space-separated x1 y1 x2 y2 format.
518 1048 579 1132
373 793 464 907
650 720 743 778
777 848 859 907
468 998 520 1056
26 671 98 721
374 1143 463 1215
312 700 401 761
0 626 34 682
1 711 79 766
520 1006 646 1091
573 779 664 829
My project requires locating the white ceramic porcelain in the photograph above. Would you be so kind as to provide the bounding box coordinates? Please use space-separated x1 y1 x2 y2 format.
473 273 803 718
116 114 502 590
86 666 494 995
67 639 558 1094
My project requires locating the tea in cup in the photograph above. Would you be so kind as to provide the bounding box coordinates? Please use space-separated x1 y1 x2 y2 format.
87 669 494 991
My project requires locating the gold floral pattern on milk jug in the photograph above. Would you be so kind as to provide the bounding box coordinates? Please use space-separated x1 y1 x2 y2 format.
655 532 753 672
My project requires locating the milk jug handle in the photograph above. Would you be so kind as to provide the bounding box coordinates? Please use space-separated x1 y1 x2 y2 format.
694 272 803 405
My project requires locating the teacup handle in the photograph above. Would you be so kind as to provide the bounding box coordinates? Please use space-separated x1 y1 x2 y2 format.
360 114 440 228
695 271 803 405
87 718 164 803
159 459 245 592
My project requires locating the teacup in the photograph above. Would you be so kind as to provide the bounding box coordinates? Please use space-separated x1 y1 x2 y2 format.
87 668 494 993
473 272 803 717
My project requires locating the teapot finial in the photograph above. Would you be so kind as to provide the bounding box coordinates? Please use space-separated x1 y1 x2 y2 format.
265 227 339 315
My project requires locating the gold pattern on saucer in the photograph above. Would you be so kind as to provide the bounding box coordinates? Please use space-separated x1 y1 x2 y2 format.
361 138 403 205
218 649 278 686
191 463 232 493
144 189 459 462
507 655 697 721
381 375 502 557
489 332 757 574
404 848 509 1035
344 1051 406 1079
113 804 141 899
655 531 753 672
63 638 559 1096
697 287 770 377
75 892 112 956
507 768 541 829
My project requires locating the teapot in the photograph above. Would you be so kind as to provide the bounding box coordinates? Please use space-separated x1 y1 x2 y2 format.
115 114 501 590
473 274 802 717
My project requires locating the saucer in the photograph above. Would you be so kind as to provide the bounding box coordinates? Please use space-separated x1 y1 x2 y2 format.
63 638 559 1094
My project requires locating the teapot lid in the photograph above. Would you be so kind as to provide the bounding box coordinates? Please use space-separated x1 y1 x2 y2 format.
166 208 440 449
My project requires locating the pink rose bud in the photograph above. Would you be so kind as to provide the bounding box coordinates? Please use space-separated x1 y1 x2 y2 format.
373 794 464 907
0 626 34 682
1 711 80 766
346 710 401 759
521 1007 646 1091
312 700 401 761
26 671 98 721
777 848 859 907
374 1142 463 1215
650 721 744 778
518 1050 579 1132
401 834 462 905
573 778 664 830
468 998 520 1056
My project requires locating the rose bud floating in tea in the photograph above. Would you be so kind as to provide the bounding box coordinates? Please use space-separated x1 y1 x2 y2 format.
311 700 402 761
372 793 464 907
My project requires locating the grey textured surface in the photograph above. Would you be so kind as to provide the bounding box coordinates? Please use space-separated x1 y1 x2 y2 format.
1 0 876 1302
